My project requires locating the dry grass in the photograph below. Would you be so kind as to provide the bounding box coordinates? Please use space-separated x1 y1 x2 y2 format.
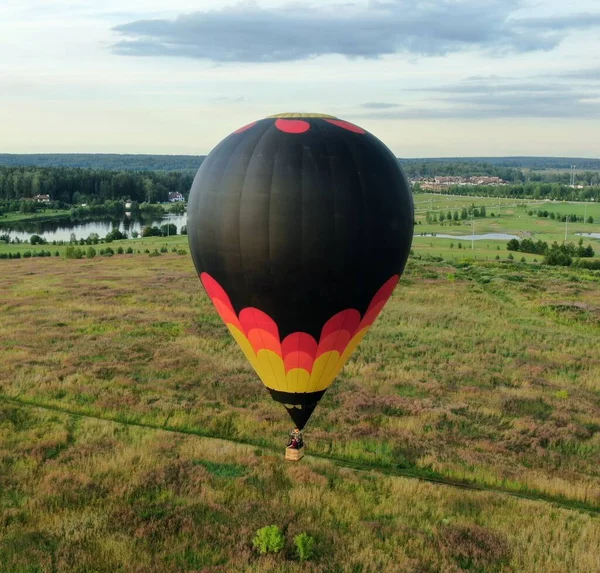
1 249 599 570
1 404 599 572
0 253 599 511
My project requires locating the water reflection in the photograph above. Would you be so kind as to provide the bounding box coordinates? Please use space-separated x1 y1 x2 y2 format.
0 213 187 242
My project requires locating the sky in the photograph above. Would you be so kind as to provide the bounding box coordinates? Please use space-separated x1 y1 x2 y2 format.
1 0 600 157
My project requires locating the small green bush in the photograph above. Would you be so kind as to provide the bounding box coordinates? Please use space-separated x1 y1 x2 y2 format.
294 533 315 561
252 525 285 555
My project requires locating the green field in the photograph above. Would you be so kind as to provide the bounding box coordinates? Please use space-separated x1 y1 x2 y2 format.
412 193 600 262
0 208 70 224
1 237 599 571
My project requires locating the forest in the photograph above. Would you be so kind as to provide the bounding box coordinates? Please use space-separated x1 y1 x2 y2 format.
0 166 194 205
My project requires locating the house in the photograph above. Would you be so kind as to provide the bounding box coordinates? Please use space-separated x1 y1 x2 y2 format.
33 194 51 203
168 192 185 202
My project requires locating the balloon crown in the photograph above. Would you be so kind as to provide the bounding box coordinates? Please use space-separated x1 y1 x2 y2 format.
266 112 337 119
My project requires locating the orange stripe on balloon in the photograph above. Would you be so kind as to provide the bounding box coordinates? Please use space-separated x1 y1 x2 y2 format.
212 299 242 331
239 307 279 340
247 328 282 356
284 351 315 373
281 332 317 359
321 309 361 340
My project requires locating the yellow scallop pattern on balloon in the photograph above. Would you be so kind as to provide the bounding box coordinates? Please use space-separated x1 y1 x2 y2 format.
202 272 400 396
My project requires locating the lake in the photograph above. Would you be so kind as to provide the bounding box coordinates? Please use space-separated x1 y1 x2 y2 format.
417 233 519 241
0 213 187 242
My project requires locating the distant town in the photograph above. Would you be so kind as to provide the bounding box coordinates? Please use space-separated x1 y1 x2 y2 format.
411 176 507 191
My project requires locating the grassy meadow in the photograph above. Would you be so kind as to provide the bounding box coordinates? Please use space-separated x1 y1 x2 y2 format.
1 200 600 571
2 403 599 573
412 193 600 262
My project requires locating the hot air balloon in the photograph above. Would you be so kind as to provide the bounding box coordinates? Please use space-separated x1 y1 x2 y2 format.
187 113 413 457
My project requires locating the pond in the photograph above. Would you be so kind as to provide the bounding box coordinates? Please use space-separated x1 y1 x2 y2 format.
416 233 519 241
0 213 187 242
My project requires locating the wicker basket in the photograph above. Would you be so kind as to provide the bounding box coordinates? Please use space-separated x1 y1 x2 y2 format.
285 445 305 462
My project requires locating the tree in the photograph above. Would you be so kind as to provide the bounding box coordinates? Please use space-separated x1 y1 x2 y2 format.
439 212 445 223
105 229 127 241
160 223 177 237
30 234 46 245
587 216 594 224
506 238 520 251
86 246 96 259
252 526 285 555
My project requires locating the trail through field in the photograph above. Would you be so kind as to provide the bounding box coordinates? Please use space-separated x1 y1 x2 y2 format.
4 394 598 517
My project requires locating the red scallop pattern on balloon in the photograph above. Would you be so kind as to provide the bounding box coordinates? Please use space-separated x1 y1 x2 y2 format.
281 332 318 359
324 119 365 134
274 118 310 134
320 309 361 340
199 272 399 378
234 121 258 134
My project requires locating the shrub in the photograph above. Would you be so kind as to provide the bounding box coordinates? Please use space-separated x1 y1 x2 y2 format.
117 246 124 254
126 247 134 254
65 246 84 259
86 247 96 259
30 234 46 245
149 249 161 257
160 246 168 253
294 533 315 561
252 525 285 555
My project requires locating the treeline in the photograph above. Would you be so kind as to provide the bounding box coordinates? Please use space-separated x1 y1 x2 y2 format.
401 161 524 182
0 154 204 171
2 153 599 173
0 166 194 204
527 209 593 224
507 238 594 258
401 156 600 170
426 205 488 223
440 182 600 202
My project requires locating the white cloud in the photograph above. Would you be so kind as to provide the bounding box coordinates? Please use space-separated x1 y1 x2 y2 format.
1 0 600 156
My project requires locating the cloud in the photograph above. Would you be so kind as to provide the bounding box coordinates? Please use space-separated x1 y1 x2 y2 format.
110 1 600 63
353 80 600 120
360 102 402 109
512 12 600 31
554 67 600 80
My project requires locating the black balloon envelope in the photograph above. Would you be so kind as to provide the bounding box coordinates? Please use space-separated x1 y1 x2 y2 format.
187 113 414 429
